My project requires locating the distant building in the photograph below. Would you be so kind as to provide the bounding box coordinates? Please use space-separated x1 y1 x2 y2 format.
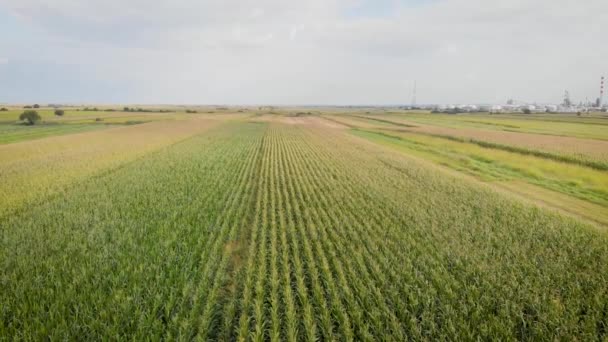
490 105 503 113
461 105 479 112
544 105 558 113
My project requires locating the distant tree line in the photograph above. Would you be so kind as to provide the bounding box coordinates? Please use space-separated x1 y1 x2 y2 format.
123 107 171 113
18 105 173 113
431 108 478 114
76 107 170 113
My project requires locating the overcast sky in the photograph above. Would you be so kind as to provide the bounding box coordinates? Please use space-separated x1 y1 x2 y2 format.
0 0 606 105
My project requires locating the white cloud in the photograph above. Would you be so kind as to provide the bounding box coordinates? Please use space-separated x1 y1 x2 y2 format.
250 8 265 18
0 0 607 104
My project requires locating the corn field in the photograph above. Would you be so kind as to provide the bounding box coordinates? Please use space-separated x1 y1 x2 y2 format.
1 119 607 340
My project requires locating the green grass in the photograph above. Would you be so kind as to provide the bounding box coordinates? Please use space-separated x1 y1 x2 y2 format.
1 120 608 340
0 109 106 123
349 115 418 128
423 132 608 171
0 109 185 125
371 112 608 140
0 108 190 144
351 128 608 225
0 123 109 144
352 129 608 205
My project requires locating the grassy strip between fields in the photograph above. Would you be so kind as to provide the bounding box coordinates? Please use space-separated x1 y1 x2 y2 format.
381 127 608 171
0 118 159 145
373 113 608 140
351 115 418 128
0 123 113 145
351 128 608 220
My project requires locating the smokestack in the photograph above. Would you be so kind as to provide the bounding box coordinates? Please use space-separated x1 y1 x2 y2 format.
600 76 605 107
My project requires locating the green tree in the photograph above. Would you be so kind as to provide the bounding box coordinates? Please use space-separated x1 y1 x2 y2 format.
19 110 41 125
54 109 65 116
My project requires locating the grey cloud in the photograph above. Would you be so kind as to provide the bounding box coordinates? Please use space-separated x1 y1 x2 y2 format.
0 0 606 104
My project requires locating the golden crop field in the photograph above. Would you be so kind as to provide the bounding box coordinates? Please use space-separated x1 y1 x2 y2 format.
1 110 607 340
0 117 219 217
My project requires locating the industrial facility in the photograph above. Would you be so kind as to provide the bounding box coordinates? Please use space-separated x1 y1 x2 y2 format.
427 76 607 114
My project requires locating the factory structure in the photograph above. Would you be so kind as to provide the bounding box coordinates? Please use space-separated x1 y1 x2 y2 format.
426 76 607 114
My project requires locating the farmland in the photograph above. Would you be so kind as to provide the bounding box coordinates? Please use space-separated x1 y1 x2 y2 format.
326 110 608 226
1 109 607 340
0 107 199 145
